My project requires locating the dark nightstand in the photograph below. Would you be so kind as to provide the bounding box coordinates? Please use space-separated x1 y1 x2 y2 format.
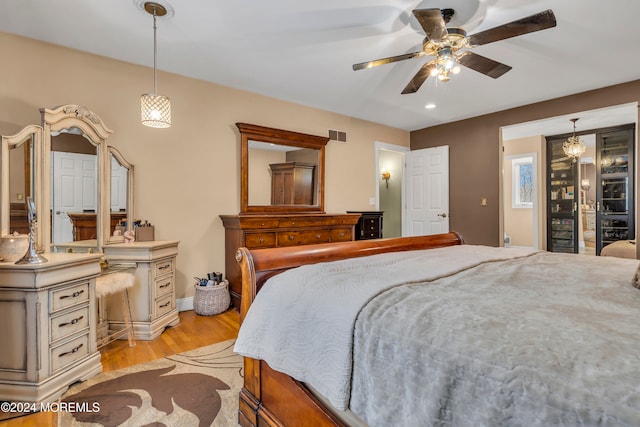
347 211 383 240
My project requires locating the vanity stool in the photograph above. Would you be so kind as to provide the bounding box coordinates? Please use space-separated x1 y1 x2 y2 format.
95 270 136 348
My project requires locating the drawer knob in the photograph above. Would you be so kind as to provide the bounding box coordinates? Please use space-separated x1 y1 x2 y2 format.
261 223 265 226
288 235 294 241
59 290 84 300
316 234 321 239
59 343 83 358
159 264 170 270
339 232 345 237
159 282 171 288
160 301 171 308
291 222 295 225
259 237 264 243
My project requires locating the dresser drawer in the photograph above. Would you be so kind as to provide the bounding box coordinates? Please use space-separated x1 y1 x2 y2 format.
330 228 352 242
361 231 380 239
50 305 90 344
278 217 332 228
278 229 330 247
362 218 381 231
245 232 277 248
155 294 174 317
155 276 174 298
50 334 89 373
50 282 90 313
154 259 174 277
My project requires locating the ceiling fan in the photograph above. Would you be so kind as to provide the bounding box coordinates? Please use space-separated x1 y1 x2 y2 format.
353 8 556 94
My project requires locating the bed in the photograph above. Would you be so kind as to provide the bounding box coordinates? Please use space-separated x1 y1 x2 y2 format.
233 232 640 427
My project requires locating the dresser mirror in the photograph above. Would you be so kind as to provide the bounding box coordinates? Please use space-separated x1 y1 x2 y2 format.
0 104 135 254
238 123 328 213
1 125 43 246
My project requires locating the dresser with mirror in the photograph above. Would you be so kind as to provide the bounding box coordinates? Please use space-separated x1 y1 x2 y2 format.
220 123 360 309
0 104 178 404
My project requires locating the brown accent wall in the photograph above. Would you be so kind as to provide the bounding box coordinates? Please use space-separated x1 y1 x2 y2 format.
411 80 640 246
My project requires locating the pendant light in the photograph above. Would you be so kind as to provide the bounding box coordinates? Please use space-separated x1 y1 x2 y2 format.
562 118 585 162
140 2 171 128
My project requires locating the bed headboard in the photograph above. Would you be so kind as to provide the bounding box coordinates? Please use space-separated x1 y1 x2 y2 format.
235 231 464 321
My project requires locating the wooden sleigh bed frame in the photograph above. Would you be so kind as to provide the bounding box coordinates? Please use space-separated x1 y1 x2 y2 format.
235 232 464 427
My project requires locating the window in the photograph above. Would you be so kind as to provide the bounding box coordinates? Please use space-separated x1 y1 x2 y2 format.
512 156 533 208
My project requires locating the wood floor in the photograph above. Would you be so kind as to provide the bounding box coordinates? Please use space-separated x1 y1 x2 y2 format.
1 309 240 427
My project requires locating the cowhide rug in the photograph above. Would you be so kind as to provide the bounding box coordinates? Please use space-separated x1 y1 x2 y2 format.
59 339 242 427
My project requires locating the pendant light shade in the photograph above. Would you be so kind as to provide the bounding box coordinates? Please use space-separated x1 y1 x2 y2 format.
141 2 171 128
141 93 171 128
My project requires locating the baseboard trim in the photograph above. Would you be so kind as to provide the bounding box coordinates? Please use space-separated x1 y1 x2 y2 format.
176 296 194 312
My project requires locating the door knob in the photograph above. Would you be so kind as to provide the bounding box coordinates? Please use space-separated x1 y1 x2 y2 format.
437 213 448 218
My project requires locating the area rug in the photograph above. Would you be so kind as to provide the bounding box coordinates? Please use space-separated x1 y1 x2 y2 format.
58 339 243 427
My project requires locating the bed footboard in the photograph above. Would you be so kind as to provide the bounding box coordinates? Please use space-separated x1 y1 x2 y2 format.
235 232 464 427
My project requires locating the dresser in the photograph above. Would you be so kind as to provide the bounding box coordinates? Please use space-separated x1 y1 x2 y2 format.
220 213 360 308
0 252 103 404
348 211 384 240
102 241 180 340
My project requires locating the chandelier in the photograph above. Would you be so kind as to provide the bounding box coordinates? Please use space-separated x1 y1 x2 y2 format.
140 2 171 128
562 118 585 161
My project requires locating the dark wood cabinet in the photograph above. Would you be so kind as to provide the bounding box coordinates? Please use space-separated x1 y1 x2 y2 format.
220 213 360 308
547 124 634 254
347 211 383 240
270 162 315 205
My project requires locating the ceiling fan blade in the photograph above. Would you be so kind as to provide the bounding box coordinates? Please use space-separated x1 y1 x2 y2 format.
353 51 426 71
401 62 436 94
413 9 448 41
457 52 512 78
468 9 556 46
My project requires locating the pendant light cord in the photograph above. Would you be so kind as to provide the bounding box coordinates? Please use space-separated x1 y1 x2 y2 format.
152 5 158 95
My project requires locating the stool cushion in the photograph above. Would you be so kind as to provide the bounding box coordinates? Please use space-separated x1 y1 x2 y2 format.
96 272 136 297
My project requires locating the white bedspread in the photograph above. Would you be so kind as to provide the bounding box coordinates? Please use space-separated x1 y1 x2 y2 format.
234 245 538 410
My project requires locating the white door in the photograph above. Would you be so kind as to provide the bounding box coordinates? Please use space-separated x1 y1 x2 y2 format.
405 146 449 236
52 152 97 243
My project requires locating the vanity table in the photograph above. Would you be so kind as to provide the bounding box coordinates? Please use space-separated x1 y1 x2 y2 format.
0 252 103 403
220 123 360 308
0 104 180 403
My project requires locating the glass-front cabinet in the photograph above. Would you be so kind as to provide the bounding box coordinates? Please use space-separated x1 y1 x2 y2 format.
597 128 634 253
547 124 634 255
547 139 578 253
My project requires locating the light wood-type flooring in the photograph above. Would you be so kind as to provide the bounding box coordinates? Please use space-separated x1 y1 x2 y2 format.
0 309 240 427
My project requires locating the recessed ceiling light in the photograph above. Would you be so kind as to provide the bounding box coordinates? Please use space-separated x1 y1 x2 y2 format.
425 103 436 109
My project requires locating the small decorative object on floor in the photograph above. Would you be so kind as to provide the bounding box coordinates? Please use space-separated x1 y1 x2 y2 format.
193 272 230 316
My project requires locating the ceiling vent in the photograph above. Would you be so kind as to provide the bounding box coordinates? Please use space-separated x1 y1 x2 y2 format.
328 129 347 143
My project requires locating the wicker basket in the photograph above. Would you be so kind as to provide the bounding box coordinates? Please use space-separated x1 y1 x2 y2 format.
194 280 230 316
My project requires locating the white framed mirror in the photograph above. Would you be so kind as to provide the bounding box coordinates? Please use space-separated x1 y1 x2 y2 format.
41 105 112 252
0 125 44 249
107 146 134 243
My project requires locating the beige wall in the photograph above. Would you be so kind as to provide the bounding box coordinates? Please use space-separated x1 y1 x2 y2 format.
411 80 640 247
0 32 409 299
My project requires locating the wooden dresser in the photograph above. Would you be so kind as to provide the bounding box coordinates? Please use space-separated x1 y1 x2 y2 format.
220 213 360 308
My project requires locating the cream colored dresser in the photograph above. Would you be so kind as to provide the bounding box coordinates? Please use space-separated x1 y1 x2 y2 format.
0 253 103 403
102 241 180 340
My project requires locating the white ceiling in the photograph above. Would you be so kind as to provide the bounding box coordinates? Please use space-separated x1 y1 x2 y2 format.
1 0 639 132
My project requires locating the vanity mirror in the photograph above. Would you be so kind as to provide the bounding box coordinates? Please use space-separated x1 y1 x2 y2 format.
0 104 135 254
1 125 43 246
238 122 328 213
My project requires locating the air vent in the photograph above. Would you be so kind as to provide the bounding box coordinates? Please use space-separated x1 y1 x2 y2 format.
328 129 347 143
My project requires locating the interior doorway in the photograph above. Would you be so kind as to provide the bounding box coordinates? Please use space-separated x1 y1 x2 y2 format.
374 142 408 238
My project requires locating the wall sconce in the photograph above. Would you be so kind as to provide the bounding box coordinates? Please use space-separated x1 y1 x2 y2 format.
380 168 391 188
